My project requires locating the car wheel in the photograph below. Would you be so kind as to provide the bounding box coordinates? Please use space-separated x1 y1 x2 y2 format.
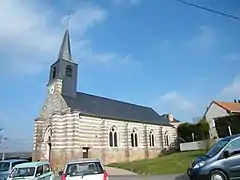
209 170 228 180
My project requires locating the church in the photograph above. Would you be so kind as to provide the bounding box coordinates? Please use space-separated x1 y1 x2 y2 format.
32 29 180 171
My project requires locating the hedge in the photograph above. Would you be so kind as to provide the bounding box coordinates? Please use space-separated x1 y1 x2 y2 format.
177 120 209 142
215 114 240 138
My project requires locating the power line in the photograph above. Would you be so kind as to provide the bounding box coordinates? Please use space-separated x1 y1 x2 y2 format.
174 0 240 21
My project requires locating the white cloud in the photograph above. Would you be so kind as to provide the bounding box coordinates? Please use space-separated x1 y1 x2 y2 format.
184 25 215 49
73 42 142 69
129 0 141 5
161 91 195 112
62 6 107 37
159 40 172 51
150 91 198 121
0 0 60 73
222 75 240 97
0 0 138 75
223 53 240 62
113 0 141 6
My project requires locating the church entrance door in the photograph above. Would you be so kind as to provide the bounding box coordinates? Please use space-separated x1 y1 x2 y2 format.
47 136 52 161
82 147 89 158
43 127 52 162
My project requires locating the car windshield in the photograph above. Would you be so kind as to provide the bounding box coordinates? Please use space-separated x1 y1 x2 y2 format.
9 167 36 178
65 162 103 177
0 162 10 172
206 139 230 157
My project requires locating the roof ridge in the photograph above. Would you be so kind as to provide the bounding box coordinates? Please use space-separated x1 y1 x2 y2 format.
77 91 152 109
213 100 240 112
214 100 240 104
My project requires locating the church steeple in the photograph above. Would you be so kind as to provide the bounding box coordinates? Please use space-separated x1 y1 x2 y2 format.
58 29 72 62
48 29 78 98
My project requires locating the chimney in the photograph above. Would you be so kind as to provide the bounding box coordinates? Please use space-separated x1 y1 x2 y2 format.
234 99 237 103
168 113 174 122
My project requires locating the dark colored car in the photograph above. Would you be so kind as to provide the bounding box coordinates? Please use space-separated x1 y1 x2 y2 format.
188 134 240 180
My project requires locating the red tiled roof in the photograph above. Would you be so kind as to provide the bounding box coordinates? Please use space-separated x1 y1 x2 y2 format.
213 101 240 112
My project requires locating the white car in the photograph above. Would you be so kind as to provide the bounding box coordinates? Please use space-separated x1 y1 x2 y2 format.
59 158 109 180
7 161 54 180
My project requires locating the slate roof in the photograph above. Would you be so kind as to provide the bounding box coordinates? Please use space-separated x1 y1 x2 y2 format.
159 114 181 123
63 92 172 126
58 29 72 62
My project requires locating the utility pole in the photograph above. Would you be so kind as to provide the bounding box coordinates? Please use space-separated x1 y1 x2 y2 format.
1 136 7 161
2 146 6 161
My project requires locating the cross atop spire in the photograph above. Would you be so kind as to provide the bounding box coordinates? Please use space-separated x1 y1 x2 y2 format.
58 29 72 62
66 14 72 30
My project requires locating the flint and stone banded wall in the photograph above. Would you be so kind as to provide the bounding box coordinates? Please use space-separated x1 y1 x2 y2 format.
33 119 43 161
33 110 178 171
33 79 69 161
40 79 69 120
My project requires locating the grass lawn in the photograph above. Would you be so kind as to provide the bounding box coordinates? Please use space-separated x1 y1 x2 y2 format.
108 150 205 175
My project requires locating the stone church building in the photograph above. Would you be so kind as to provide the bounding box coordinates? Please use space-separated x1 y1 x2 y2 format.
32 29 180 170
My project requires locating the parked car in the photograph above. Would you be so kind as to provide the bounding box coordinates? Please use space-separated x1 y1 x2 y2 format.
58 158 109 180
7 161 54 180
0 159 28 180
187 134 240 180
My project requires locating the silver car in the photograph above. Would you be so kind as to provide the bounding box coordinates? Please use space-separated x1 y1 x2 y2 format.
59 158 109 180
0 159 28 180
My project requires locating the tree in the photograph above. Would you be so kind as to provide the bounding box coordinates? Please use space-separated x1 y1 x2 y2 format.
177 122 193 142
177 119 209 142
192 117 203 123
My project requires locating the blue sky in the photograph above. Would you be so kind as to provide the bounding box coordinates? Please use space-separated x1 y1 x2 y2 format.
0 0 240 151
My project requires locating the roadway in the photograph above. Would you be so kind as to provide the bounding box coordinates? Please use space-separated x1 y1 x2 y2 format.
55 174 189 180
110 174 189 180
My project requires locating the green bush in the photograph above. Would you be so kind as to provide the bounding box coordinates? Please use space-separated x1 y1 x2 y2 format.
177 120 209 142
215 115 240 138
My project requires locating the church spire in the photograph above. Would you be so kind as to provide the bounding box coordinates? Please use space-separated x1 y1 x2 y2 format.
58 29 72 62
48 27 78 98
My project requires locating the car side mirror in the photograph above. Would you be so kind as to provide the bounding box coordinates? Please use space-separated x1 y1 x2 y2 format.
223 150 231 158
58 171 63 176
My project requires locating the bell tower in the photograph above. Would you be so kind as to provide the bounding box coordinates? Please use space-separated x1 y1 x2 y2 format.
48 29 78 98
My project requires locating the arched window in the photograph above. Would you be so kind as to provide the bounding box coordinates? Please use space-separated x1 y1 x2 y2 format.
52 67 56 79
131 128 138 147
164 131 170 146
109 126 118 147
66 65 72 77
149 130 155 147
